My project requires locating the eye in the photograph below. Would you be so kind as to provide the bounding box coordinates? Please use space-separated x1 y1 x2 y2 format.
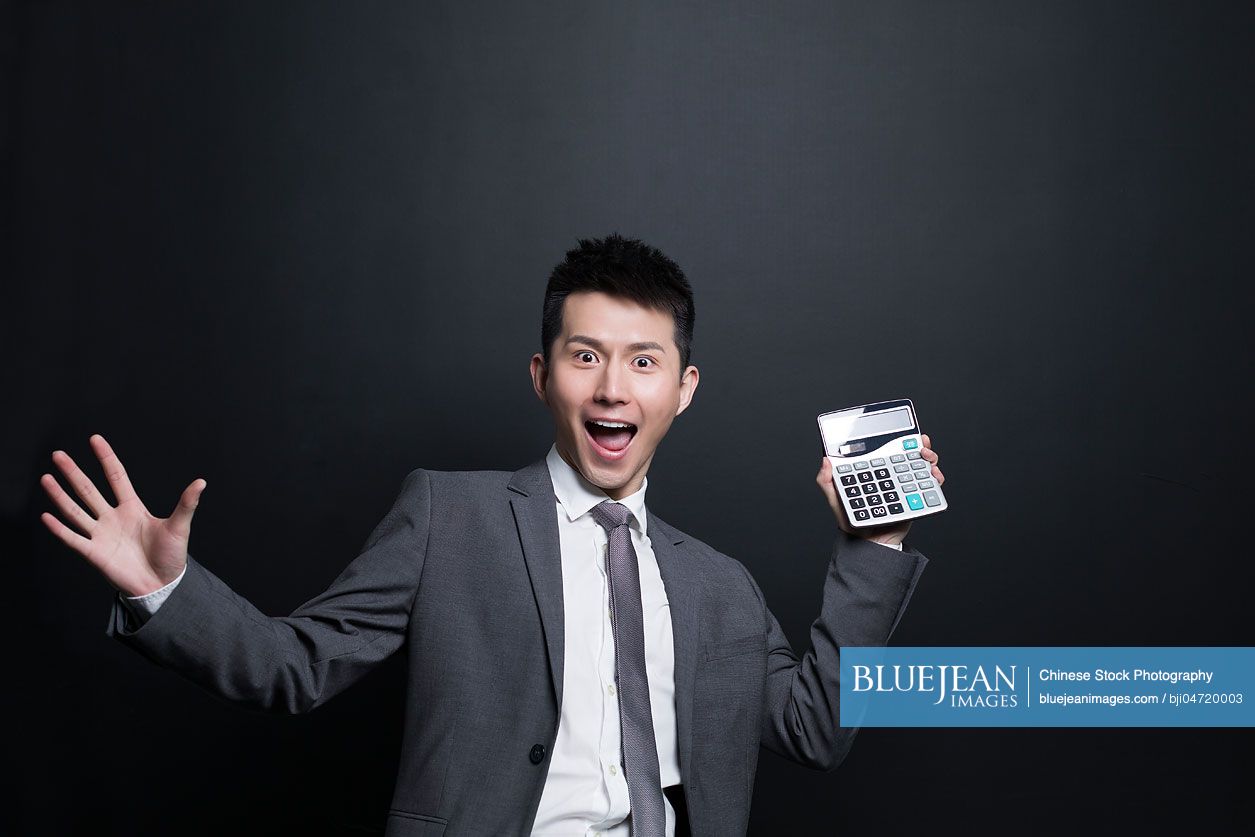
576 351 597 364
633 357 655 369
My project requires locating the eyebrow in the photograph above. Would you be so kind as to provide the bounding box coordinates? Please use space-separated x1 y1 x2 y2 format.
565 334 668 354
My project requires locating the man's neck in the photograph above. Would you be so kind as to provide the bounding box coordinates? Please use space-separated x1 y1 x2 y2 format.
553 441 648 500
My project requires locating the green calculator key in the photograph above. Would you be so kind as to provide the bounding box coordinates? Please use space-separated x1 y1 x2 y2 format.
902 438 919 450
906 493 925 511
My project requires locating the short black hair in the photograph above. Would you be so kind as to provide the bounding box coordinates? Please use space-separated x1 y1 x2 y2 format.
541 233 696 376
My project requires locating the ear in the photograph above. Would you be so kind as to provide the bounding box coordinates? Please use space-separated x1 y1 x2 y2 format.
529 353 549 403
674 364 700 417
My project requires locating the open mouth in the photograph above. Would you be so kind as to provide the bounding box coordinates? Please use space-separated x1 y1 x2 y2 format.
584 418 638 459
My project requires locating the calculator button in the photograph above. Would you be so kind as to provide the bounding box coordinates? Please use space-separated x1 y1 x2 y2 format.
923 490 941 507
836 464 853 474
840 474 857 487
844 486 862 498
871 505 888 518
861 484 878 495
873 468 889 480
898 474 915 485
911 461 928 470
854 461 870 470
907 452 922 460
903 439 919 450
884 491 900 502
916 480 934 490
878 480 894 491
871 458 886 466
890 454 906 463
867 494 883 506
906 493 924 511
893 464 910 473
853 508 870 521
849 497 866 509
888 503 904 515
857 471 874 483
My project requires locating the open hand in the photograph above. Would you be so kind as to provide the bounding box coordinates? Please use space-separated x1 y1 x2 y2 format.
815 434 944 547
40 434 206 597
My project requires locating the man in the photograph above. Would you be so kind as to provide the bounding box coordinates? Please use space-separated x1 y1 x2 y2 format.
40 233 943 836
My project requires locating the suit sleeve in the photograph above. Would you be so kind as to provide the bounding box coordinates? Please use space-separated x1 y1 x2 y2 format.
741 529 927 772
104 468 433 714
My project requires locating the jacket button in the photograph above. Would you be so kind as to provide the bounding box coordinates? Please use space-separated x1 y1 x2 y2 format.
529 743 547 764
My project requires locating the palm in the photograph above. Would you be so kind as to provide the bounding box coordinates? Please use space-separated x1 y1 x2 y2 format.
40 435 205 597
88 500 184 592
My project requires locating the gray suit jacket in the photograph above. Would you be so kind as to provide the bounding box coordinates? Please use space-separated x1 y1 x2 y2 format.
107 456 928 836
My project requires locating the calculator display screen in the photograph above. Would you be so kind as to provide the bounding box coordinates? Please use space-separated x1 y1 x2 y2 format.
819 404 916 454
847 407 914 440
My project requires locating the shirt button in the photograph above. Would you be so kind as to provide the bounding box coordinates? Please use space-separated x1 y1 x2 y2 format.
609 764 618 776
529 743 546 764
607 683 616 697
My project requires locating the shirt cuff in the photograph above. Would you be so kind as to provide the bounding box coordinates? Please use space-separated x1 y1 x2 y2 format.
119 565 187 624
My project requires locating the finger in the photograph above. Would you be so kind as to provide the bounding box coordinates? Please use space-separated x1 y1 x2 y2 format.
921 447 939 464
817 457 856 532
934 465 945 486
51 449 111 517
40 473 97 535
167 479 206 537
816 457 837 496
89 434 138 504
922 433 931 449
41 511 93 557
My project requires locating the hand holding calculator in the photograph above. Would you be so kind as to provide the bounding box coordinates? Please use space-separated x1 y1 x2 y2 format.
817 399 947 528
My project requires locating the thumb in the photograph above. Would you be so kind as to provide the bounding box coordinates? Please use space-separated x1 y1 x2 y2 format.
815 455 833 486
168 478 207 536
817 456 853 532
816 456 838 499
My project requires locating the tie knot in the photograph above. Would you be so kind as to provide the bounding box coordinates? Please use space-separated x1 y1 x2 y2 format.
589 499 631 532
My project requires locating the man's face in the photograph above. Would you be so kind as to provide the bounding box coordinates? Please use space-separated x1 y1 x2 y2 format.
530 290 699 500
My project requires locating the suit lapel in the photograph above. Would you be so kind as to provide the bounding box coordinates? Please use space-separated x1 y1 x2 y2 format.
508 459 566 710
507 458 703 785
648 509 701 787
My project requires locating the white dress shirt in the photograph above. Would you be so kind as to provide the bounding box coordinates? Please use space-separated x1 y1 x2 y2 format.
530 444 680 837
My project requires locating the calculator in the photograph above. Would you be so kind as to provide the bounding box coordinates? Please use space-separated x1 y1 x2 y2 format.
817 399 947 527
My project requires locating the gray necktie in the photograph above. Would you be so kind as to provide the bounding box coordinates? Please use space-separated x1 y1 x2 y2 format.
589 500 666 837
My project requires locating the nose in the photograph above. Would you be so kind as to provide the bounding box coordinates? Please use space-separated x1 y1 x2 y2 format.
593 359 628 405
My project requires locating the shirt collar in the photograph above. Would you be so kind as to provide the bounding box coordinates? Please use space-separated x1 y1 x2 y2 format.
546 443 648 536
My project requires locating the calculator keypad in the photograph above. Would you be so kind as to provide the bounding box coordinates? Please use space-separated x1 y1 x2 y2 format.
834 446 942 524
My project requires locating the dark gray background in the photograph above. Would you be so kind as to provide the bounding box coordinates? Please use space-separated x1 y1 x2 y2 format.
6 1 1251 833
